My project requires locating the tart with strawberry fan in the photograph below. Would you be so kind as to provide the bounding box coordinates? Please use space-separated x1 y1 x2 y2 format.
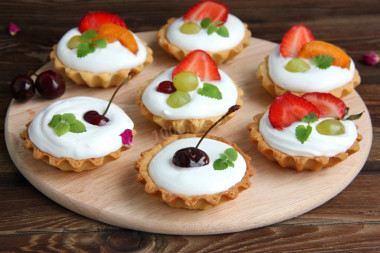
256 24 360 98
136 50 243 133
157 0 251 64
50 11 153 88
247 93 362 171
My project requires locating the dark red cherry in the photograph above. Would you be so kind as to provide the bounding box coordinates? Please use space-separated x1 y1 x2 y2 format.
173 147 209 167
156 81 176 94
10 74 35 102
83 110 109 126
35 70 65 99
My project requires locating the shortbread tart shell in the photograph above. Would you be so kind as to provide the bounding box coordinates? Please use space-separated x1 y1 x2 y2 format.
157 18 251 65
135 134 255 209
256 56 361 98
247 112 362 171
136 77 244 134
50 40 153 88
20 123 135 172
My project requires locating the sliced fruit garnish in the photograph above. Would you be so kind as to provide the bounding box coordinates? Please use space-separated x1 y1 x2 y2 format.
172 50 221 81
183 0 229 25
302 92 346 119
78 11 127 33
269 93 320 130
280 24 315 58
298 40 351 69
95 23 138 54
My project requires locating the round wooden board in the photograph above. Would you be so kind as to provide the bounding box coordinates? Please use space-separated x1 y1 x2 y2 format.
5 31 373 235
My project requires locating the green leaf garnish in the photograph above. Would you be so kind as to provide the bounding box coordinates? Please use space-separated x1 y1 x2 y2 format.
80 30 97 40
197 83 222 99
201 17 211 28
302 112 318 124
48 113 86 136
342 107 364 121
296 124 312 144
93 38 107 48
70 30 108 58
77 42 92 58
207 25 218 35
311 55 335 69
216 25 229 37
213 148 238 170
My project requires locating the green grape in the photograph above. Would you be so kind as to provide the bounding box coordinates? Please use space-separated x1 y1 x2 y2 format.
316 119 345 136
166 91 191 108
180 22 201 34
173 71 198 91
285 58 311 73
67 35 82 49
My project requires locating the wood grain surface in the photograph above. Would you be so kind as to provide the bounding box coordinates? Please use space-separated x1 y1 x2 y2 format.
1 0 380 252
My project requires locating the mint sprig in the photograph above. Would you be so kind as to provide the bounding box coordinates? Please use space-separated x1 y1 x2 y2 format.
213 148 238 170
197 83 222 99
295 112 318 144
73 30 108 58
200 17 229 37
311 55 335 69
48 113 86 136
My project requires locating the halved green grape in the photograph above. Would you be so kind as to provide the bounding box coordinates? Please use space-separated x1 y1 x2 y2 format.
316 119 345 136
67 35 82 49
285 58 311 73
166 91 191 108
173 71 198 91
180 22 201 34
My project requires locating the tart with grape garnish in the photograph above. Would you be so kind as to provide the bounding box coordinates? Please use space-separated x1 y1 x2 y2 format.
136 49 243 134
136 105 255 209
247 92 363 171
157 0 251 64
20 73 136 172
50 11 153 88
256 24 360 98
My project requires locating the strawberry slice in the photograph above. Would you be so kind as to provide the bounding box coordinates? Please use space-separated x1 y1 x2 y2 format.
269 93 320 130
302 92 346 119
172 50 221 81
183 0 229 25
280 24 315 58
78 11 127 33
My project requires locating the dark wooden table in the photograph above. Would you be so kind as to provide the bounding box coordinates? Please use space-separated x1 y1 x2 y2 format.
1 0 380 252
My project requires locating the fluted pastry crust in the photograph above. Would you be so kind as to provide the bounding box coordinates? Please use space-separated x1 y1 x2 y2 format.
256 56 361 98
135 134 255 209
157 18 251 65
247 112 362 171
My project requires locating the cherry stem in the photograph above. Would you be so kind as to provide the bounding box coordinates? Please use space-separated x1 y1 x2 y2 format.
195 104 240 149
102 71 135 117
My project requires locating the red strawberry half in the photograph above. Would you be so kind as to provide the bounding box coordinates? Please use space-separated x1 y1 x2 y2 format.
183 0 229 25
269 93 320 130
280 24 315 58
78 11 127 33
302 92 346 119
172 50 221 81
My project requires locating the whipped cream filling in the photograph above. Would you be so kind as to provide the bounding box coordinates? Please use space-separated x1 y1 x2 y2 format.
142 67 238 120
268 46 355 92
166 14 246 52
28 96 134 160
57 28 147 73
259 111 357 157
149 137 247 196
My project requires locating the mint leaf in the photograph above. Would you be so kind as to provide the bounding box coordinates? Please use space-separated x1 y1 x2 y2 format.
55 122 70 136
219 153 228 160
48 114 62 127
77 42 91 58
213 159 228 170
70 120 86 133
80 30 97 40
207 25 218 35
302 112 318 124
201 17 211 28
93 38 107 48
61 113 76 124
311 55 335 69
197 83 222 99
296 124 312 144
226 159 235 168
224 148 238 162
216 25 229 37
345 111 363 121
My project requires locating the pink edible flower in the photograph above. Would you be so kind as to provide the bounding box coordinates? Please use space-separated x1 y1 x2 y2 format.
363 52 379 66
9 22 20 36
120 129 133 146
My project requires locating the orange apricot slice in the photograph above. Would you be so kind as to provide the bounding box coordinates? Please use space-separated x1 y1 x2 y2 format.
298 40 351 69
95 23 138 55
